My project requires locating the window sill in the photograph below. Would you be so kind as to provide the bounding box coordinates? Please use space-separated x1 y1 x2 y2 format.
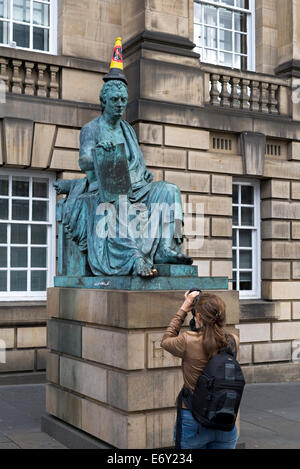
240 300 279 322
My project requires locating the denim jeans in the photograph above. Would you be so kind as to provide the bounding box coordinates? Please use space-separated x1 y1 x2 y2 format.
175 409 239 449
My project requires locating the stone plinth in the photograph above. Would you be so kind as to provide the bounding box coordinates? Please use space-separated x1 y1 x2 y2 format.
45 285 239 449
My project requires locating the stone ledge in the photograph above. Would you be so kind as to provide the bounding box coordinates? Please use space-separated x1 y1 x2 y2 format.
240 300 279 322
0 302 47 325
0 372 46 386
242 362 300 384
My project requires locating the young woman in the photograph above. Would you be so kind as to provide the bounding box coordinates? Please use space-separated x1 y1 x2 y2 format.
161 291 240 450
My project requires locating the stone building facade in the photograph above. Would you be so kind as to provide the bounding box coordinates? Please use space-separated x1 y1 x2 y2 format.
0 0 300 386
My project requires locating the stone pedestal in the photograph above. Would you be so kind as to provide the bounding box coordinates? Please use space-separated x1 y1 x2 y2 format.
45 283 239 449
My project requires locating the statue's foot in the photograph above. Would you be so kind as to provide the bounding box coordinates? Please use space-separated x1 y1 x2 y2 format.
134 258 158 278
154 248 193 265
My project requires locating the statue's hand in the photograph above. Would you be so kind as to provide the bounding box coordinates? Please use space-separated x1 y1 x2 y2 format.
144 169 154 183
96 141 116 152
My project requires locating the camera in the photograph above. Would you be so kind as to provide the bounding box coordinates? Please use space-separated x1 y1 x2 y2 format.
188 289 202 332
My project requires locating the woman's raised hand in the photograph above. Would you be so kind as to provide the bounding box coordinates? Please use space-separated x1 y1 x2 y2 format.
181 290 201 313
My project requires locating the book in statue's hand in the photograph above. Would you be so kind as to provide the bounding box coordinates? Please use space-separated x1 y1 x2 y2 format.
93 143 132 203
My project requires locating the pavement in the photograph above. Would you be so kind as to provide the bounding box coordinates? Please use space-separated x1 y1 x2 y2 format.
0 382 299 449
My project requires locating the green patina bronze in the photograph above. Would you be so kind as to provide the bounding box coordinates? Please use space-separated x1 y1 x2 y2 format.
55 79 195 281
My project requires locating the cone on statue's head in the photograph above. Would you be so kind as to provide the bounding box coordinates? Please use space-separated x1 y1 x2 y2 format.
103 37 128 86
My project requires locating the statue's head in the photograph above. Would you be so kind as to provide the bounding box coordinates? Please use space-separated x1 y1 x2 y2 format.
100 80 128 118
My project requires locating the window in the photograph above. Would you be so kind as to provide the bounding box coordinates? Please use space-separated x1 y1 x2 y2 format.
0 0 57 53
0 170 56 301
194 0 255 70
232 180 260 299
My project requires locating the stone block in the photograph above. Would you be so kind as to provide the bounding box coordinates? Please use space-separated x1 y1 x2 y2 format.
193 260 210 277
146 10 189 37
108 368 183 412
47 352 60 384
31 124 56 169
261 221 290 239
164 171 210 193
82 398 146 449
146 409 176 449
47 287 60 318
141 145 186 169
55 128 80 150
189 238 232 259
47 319 82 357
3 118 33 167
275 302 292 321
288 142 300 161
60 356 107 403
253 342 291 363
136 123 163 145
0 350 34 372
46 384 82 430
188 151 243 175
293 302 300 320
188 195 232 216
0 121 3 165
211 218 232 237
261 200 300 220
292 182 300 200
82 327 145 370
61 69 103 104
211 261 232 278
50 149 80 171
292 340 300 363
147 332 181 369
292 222 300 239
262 281 300 300
211 175 232 195
264 159 300 180
272 322 300 341
0 328 14 349
262 261 291 280
146 0 189 17
17 327 47 348
262 242 300 260
239 345 252 365
261 180 290 199
236 323 271 343
164 126 209 150
293 262 300 279
35 349 49 371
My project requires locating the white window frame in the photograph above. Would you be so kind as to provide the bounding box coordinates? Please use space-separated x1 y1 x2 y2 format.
194 0 256 71
0 0 57 54
232 179 261 299
0 168 56 301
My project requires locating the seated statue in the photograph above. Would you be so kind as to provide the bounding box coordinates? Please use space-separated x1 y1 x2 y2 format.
54 39 192 278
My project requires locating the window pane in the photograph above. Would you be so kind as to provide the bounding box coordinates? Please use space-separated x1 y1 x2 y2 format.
234 12 247 32
219 8 232 30
234 54 241 69
232 271 237 291
13 0 30 22
11 224 27 244
236 0 249 9
0 271 7 291
235 32 247 54
0 247 7 267
204 48 217 63
204 5 217 26
12 177 29 197
0 199 8 220
0 176 8 195
241 207 254 226
241 185 254 204
239 250 252 269
232 229 237 247
194 2 202 23
32 200 48 221
11 246 27 267
33 1 49 26
33 178 48 198
232 250 237 269
12 200 29 220
0 19 10 44
10 270 27 291
31 224 47 244
233 185 239 204
31 270 46 291
13 23 30 48
194 24 202 44
239 230 252 247
240 272 252 291
220 29 233 52
233 206 238 226
0 0 10 19
31 247 47 267
0 223 7 243
223 0 234 6
205 26 217 48
219 51 233 67
33 27 49 51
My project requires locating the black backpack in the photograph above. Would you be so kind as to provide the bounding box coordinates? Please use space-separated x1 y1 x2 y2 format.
175 337 245 449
